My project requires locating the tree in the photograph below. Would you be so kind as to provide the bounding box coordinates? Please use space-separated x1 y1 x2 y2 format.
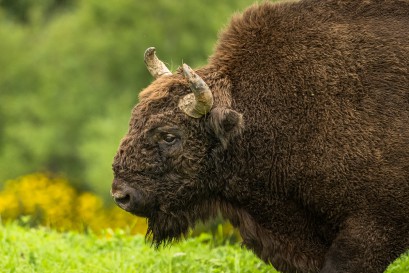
0 0 257 200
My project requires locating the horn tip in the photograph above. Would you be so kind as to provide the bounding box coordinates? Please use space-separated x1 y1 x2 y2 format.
182 63 193 78
144 47 156 59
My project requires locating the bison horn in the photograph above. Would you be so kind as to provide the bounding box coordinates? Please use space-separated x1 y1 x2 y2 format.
144 47 172 78
178 63 214 118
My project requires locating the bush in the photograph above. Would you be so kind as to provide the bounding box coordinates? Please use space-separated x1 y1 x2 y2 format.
0 173 147 234
0 0 257 201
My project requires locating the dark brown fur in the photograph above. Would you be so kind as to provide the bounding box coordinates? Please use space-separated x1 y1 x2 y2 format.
112 0 409 272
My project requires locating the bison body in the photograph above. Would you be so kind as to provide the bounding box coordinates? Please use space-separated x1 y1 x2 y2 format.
112 0 409 272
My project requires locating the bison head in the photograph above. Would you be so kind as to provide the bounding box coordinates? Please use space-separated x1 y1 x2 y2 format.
111 48 244 246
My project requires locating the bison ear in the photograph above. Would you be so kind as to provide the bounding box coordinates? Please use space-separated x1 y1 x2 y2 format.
207 107 244 149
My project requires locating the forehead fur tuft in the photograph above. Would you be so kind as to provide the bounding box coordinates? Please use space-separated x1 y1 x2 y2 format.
139 76 185 103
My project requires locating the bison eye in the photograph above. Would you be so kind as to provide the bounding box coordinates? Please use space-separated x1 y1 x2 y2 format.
163 133 177 144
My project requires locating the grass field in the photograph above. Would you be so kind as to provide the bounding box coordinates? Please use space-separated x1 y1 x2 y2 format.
1 222 408 273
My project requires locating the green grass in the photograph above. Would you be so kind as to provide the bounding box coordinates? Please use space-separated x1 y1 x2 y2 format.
0 222 407 273
0 222 273 273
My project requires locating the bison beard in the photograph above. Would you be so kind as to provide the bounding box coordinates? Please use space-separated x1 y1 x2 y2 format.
112 0 409 272
146 200 220 247
147 212 191 247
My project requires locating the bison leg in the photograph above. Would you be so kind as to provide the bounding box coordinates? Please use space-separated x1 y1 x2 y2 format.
320 216 399 273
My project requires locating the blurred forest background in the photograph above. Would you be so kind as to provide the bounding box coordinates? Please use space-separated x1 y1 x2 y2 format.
0 0 256 203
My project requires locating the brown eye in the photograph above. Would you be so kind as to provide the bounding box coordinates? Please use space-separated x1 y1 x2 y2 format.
163 133 177 144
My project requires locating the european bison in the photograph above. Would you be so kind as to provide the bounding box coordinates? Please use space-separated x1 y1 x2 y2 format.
111 0 409 272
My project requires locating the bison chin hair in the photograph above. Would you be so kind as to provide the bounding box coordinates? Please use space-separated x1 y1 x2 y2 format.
146 212 191 247
146 200 222 247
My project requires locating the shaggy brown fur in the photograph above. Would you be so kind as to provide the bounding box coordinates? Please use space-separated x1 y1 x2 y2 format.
112 0 409 272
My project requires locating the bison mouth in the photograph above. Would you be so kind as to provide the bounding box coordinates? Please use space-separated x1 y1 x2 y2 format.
111 178 192 246
111 177 222 247
111 178 154 218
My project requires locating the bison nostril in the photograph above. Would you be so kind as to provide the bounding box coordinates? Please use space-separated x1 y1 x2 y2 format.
111 188 131 208
115 194 131 206
111 181 150 216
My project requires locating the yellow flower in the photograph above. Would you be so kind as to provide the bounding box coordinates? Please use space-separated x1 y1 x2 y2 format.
0 173 147 234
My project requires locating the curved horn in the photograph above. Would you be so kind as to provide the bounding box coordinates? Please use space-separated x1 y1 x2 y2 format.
178 64 214 118
144 47 172 78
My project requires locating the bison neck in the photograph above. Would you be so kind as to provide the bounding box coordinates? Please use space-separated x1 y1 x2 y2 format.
209 142 334 273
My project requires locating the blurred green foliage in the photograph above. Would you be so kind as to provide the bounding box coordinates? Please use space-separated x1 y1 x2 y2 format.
0 0 256 200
